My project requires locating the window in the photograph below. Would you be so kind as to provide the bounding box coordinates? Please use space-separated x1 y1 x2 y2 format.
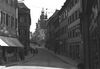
8 0 11 5
0 11 1 24
59 16 61 23
70 15 72 23
20 17 24 23
11 16 14 27
66 10 68 17
72 1 74 7
6 14 8 26
74 25 80 37
70 45 73 58
66 19 68 25
61 14 63 21
11 0 13 6
69 31 71 38
75 11 77 20
73 0 76 5
72 14 74 22
25 30 27 35
63 12 66 19
12 0 15 6
68 17 69 24
77 10 80 18
69 4 71 10
69 31 70 38
76 45 80 59
5 0 8 3
75 0 79 4
71 14 74 23
1 12 5 24
22 30 25 35
74 9 80 20
69 17 71 24
72 30 74 37
68 17 70 24
11 0 15 7
64 27 66 33
8 15 10 26
15 19 17 29
70 2 72 10
73 13 75 21
67 6 70 12
71 30 73 38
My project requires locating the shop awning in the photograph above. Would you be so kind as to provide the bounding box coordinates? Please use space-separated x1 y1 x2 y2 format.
0 39 8 46
0 36 23 47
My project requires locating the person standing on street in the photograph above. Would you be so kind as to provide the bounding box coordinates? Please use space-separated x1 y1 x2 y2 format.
18 48 25 61
34 48 38 54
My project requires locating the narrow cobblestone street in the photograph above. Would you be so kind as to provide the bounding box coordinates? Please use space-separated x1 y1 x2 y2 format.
5 46 77 69
19 48 76 68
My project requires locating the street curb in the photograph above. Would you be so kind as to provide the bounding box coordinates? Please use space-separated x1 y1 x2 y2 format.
43 49 70 64
44 48 78 67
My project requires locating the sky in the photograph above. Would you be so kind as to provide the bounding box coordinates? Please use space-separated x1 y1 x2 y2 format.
19 0 66 33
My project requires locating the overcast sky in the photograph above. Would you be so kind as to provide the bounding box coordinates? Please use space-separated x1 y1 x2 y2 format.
19 0 66 33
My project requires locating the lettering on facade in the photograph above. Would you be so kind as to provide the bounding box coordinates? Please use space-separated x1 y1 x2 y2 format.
89 4 98 32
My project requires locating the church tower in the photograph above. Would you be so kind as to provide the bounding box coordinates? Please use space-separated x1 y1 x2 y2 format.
40 8 45 20
39 8 48 29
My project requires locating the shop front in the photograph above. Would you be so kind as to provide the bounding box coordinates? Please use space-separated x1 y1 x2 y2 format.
0 36 24 64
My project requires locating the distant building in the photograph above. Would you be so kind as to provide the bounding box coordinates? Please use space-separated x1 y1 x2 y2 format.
18 2 31 54
39 8 48 29
46 10 59 50
35 8 48 46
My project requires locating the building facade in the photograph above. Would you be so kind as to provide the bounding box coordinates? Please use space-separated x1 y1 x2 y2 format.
65 0 83 61
18 2 31 54
0 0 18 37
34 9 47 46
47 0 83 63
46 10 59 51
46 0 100 69
87 0 100 69
0 0 24 64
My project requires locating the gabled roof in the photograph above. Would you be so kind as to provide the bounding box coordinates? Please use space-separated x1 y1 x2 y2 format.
48 10 59 21
18 2 29 10
18 2 30 14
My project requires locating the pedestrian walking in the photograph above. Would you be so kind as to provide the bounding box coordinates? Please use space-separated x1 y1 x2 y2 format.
77 63 84 69
32 48 35 56
18 48 25 61
30 48 33 54
34 48 38 54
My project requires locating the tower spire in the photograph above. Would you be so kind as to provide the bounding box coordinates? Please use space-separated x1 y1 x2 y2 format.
40 8 45 20
41 8 44 14
45 8 48 19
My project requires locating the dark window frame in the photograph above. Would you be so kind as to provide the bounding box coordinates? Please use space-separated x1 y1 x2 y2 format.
6 14 8 26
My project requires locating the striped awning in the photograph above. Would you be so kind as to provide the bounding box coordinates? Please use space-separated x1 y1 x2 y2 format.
0 36 23 47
